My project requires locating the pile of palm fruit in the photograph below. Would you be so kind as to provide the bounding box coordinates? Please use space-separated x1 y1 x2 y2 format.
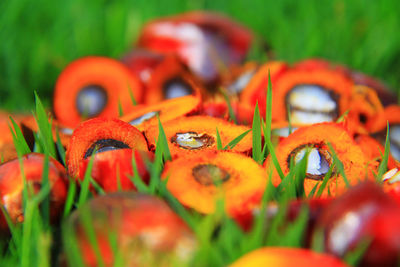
1 11 400 266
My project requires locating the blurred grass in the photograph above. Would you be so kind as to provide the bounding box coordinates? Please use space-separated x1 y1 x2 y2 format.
1 0 399 111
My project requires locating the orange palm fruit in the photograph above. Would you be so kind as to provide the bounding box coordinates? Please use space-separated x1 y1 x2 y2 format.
120 95 201 131
355 134 397 170
53 56 143 128
240 60 288 115
368 105 400 162
78 149 153 192
294 58 397 106
230 247 347 267
144 55 204 104
162 151 266 216
66 118 148 178
65 192 196 267
137 11 253 85
144 115 252 158
270 69 353 124
0 153 68 232
265 122 369 196
346 85 384 134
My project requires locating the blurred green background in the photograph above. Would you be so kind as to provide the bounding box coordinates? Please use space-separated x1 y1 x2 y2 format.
1 0 399 111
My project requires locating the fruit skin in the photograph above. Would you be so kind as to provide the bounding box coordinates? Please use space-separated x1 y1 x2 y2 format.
78 149 153 192
315 181 400 266
230 247 348 267
64 192 196 267
0 153 68 232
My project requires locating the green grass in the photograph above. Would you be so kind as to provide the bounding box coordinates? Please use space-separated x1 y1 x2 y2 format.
1 0 400 111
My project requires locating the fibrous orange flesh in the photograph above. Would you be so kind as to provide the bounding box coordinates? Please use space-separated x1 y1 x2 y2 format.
144 115 252 158
66 118 148 177
266 122 368 196
53 56 143 128
120 95 201 131
162 151 266 216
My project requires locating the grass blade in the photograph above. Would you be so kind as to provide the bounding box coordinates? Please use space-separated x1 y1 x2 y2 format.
216 127 223 150
8 117 31 156
252 103 262 164
223 129 251 150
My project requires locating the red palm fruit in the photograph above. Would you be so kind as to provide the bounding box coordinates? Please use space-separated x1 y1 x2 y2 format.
144 115 252 158
0 153 68 231
78 149 153 192
66 118 148 178
137 11 253 84
64 192 196 267
54 56 143 128
230 247 347 267
265 122 369 197
120 95 201 131
315 181 400 266
240 61 288 115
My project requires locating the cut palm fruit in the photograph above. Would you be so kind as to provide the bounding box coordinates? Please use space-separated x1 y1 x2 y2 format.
64 192 196 267
78 149 153 192
369 105 400 162
53 56 143 128
240 60 288 114
144 115 252 158
230 247 347 267
120 95 201 131
270 69 353 124
355 134 397 170
144 55 204 104
162 151 266 216
347 85 384 134
66 118 148 177
294 58 396 106
222 61 259 96
265 122 368 196
0 153 68 232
